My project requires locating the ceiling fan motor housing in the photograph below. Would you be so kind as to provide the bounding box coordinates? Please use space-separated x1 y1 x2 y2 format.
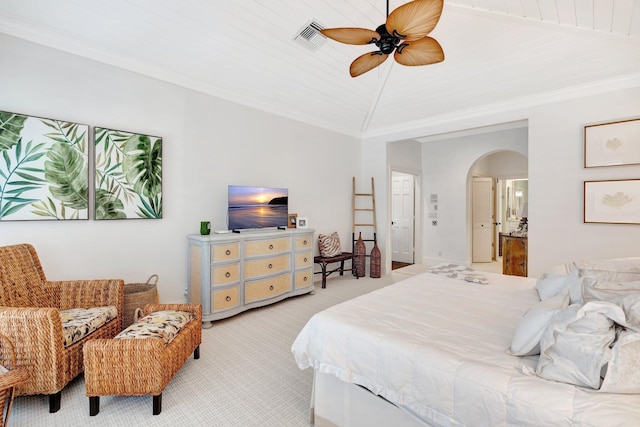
375 24 401 54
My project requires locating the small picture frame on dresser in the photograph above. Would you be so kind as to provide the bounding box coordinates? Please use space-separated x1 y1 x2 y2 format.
288 213 298 228
296 217 308 229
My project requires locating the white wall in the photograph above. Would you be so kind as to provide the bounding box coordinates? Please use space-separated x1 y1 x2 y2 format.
527 87 640 276
0 34 360 303
421 128 528 265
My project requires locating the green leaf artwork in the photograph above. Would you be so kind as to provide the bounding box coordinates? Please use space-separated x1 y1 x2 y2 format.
94 128 162 219
0 111 89 220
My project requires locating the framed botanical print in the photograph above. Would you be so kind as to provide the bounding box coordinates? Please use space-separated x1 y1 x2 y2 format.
584 118 640 168
94 127 162 219
0 110 89 221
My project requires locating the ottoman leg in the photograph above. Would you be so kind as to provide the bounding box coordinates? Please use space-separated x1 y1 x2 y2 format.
89 396 100 416
153 394 162 415
194 345 200 360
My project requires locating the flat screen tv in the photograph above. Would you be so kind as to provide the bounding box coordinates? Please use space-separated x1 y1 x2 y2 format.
227 185 288 231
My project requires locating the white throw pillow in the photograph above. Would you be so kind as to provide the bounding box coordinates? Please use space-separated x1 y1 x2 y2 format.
510 292 570 356
582 278 640 302
600 330 640 393
571 257 640 283
536 268 583 304
536 301 624 389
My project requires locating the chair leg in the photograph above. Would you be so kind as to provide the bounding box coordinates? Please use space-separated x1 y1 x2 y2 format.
153 394 162 415
49 391 61 413
89 396 100 416
339 260 345 276
194 345 200 360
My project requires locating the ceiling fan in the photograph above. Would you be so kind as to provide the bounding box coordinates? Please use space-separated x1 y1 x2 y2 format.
321 0 444 77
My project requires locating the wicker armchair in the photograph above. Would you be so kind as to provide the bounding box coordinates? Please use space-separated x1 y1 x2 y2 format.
0 243 124 413
0 333 28 427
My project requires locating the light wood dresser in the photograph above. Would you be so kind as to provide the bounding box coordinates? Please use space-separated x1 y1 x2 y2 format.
187 229 315 324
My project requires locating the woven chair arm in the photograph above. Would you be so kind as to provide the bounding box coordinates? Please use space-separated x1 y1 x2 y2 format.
142 304 202 322
53 279 124 312
0 307 65 367
0 366 29 391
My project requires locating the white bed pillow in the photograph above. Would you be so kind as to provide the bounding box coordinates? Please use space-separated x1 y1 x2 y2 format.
510 292 570 356
571 257 640 283
536 268 583 304
536 301 624 389
599 329 640 394
582 278 640 302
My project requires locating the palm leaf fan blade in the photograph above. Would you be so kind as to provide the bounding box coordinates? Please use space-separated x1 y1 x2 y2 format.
394 37 444 66
350 52 389 77
320 28 380 45
386 0 444 41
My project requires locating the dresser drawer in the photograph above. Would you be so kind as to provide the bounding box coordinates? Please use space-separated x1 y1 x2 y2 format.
295 235 313 250
245 237 291 257
244 254 290 278
212 286 240 312
295 268 313 289
211 263 239 285
245 273 291 303
211 242 240 263
295 251 312 269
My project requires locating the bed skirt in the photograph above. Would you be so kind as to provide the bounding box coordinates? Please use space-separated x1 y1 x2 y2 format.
312 371 430 427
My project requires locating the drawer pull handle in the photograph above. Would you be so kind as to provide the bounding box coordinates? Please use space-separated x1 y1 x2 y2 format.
225 249 231 256
269 285 274 291
225 296 231 302
268 263 273 269
225 272 231 278
303 240 308 245
303 257 308 262
303 276 308 282
269 244 274 250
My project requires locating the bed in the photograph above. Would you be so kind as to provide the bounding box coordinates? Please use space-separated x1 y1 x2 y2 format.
291 264 640 426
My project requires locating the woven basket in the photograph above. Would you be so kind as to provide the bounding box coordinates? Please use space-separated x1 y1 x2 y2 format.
123 275 159 328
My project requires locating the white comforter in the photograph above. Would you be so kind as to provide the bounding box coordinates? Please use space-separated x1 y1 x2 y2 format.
291 271 640 426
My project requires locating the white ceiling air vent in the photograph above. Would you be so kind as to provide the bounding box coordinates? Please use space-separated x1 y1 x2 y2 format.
294 21 327 51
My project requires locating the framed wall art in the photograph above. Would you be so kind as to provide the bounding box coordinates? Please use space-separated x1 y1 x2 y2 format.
288 213 298 228
94 127 162 220
584 117 640 168
0 110 89 221
584 179 640 224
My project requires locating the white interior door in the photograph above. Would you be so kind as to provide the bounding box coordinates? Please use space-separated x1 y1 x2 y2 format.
472 177 493 263
391 172 415 263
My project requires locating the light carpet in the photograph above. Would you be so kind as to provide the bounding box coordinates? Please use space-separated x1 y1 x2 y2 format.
9 267 424 426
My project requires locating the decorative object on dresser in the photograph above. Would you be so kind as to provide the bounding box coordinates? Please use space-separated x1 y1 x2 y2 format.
187 228 315 325
503 235 527 276
296 217 308 228
0 243 124 413
288 213 298 228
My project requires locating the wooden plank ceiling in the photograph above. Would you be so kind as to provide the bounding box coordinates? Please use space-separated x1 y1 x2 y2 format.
0 0 639 138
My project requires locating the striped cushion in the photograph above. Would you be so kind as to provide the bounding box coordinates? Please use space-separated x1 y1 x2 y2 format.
318 232 341 257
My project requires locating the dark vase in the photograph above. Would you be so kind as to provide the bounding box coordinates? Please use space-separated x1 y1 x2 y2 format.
370 240 381 278
354 232 366 277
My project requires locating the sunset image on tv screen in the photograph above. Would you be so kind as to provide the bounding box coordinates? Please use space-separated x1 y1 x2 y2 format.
228 186 288 230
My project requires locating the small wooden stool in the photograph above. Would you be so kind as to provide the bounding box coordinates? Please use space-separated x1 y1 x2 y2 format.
314 252 357 288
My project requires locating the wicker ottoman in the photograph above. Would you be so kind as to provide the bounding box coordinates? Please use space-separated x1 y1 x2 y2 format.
83 303 202 415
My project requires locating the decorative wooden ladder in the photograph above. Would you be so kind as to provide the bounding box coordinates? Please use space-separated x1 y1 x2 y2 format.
352 177 377 253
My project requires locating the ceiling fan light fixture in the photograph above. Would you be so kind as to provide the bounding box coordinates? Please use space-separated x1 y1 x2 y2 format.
320 0 445 77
